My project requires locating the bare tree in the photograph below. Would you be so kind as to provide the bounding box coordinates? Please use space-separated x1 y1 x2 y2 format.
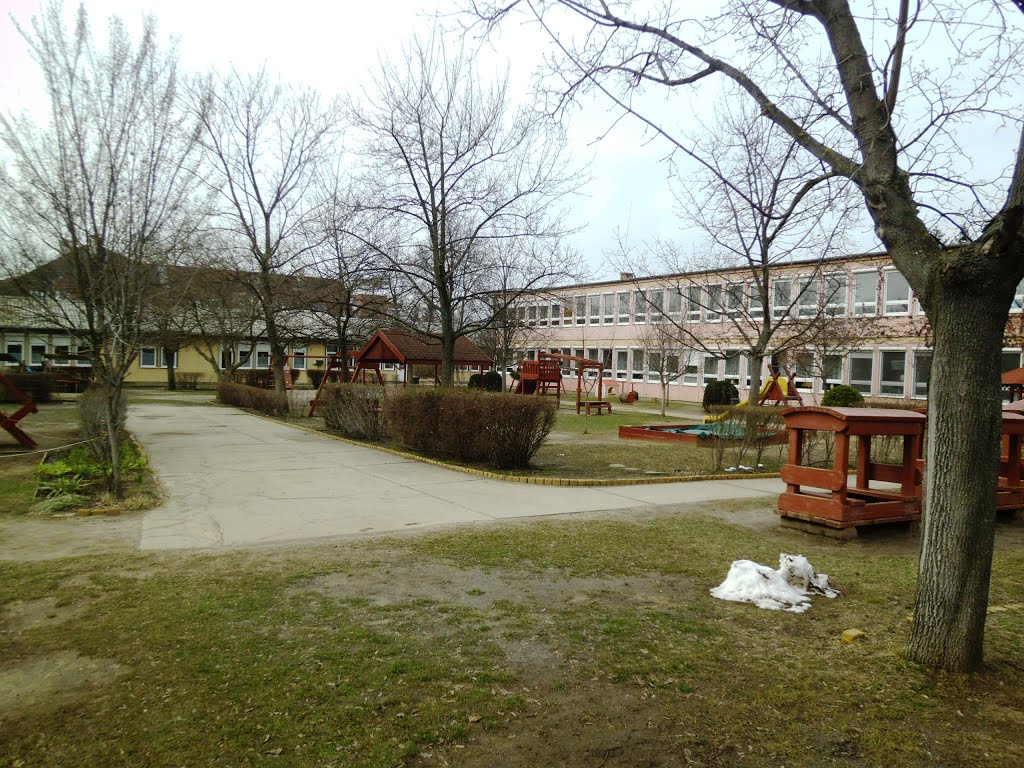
305 178 386 382
476 0 1024 672
0 2 203 495
348 33 583 386
637 319 689 415
189 67 341 393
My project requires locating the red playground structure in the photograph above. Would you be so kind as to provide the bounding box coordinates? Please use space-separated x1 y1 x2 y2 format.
515 351 612 415
0 371 39 450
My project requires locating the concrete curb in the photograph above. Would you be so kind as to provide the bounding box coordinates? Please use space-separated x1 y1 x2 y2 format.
239 405 782 488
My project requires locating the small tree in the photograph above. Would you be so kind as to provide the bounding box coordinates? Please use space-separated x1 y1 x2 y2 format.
0 3 203 495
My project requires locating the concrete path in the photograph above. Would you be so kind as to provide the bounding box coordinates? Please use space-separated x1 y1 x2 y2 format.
129 403 786 550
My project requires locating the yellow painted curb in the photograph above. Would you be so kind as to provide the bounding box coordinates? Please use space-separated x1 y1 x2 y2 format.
236 406 781 487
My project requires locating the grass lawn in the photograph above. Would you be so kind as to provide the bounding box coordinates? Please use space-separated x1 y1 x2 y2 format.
2 507 1022 767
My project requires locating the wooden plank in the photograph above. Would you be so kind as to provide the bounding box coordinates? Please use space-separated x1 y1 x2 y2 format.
778 492 845 519
867 462 905 484
780 464 846 491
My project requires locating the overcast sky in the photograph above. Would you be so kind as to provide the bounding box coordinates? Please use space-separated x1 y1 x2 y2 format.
4 1 1017 279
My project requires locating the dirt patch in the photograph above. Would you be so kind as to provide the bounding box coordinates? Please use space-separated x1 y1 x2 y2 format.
0 651 129 720
295 560 696 612
0 515 141 562
3 596 94 633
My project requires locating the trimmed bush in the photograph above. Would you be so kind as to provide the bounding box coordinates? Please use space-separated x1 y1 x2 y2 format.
317 383 386 440
481 370 503 392
306 369 326 389
467 372 484 389
385 389 555 469
702 380 739 412
217 382 288 417
0 371 57 403
822 384 865 407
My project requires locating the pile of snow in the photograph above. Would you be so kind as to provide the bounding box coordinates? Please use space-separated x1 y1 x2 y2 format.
710 554 840 613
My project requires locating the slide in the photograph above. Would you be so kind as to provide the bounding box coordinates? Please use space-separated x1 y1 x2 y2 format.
703 377 787 423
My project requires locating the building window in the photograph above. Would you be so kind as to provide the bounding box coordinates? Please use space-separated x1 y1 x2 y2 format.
648 352 662 382
588 295 601 325
853 270 878 316
824 273 847 316
792 352 815 391
162 349 178 369
603 293 614 324
796 277 818 318
5 342 23 363
527 305 537 326
883 268 910 315
238 346 253 369
575 296 586 325
849 351 874 395
706 284 722 322
631 350 645 381
256 344 271 369
723 352 740 385
772 279 792 320
633 290 647 324
686 285 702 322
648 289 664 322
51 336 71 366
292 346 307 370
667 288 682 322
550 302 560 326
1001 350 1022 374
615 349 628 380
748 283 765 320
726 283 744 318
880 350 906 396
29 338 47 367
823 355 843 391
617 292 631 324
682 351 698 385
703 355 720 386
666 353 680 383
140 347 157 368
913 351 932 399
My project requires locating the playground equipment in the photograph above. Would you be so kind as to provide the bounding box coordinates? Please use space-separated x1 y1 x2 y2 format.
776 406 925 532
514 352 612 414
0 371 39 449
704 365 803 423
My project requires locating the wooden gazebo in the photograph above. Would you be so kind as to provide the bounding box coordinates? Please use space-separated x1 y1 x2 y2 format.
1002 367 1024 402
348 329 493 385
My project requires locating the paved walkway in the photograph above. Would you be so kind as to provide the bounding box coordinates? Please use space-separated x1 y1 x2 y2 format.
129 403 786 550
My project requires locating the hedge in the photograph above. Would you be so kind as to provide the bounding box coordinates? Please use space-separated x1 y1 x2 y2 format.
317 383 386 440
217 382 288 417
385 389 556 469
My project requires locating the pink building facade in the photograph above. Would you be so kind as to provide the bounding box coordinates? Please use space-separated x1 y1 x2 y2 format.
514 252 1024 405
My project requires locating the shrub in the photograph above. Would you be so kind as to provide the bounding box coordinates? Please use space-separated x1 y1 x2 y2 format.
467 372 484 389
307 369 326 389
702 380 739 412
481 370 504 392
486 395 557 469
317 383 386 440
0 371 57 403
217 382 288 417
822 384 865 407
386 389 555 469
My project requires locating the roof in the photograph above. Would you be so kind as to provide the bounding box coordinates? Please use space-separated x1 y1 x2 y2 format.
355 329 493 366
1003 368 1024 385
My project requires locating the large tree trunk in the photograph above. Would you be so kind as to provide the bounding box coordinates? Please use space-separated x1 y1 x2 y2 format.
440 332 456 388
165 348 177 391
104 388 123 499
905 281 1006 672
748 352 764 407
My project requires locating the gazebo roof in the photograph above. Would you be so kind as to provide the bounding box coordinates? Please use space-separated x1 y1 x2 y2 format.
354 329 492 367
1002 367 1024 386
